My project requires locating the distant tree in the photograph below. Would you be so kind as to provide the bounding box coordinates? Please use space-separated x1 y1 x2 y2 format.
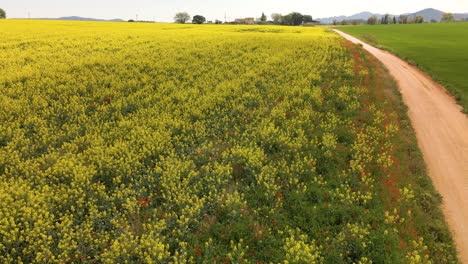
303 15 313 23
381 14 390 24
174 12 191 23
399 15 408 24
0 8 6 19
393 16 397 24
215 19 223 24
281 14 291 25
260 12 267 22
271 13 282 24
441 13 455 22
128 19 135 22
291 12 304 25
192 15 206 24
430 19 438 23
282 12 303 25
414 15 424 23
341 20 350 25
367 15 377 25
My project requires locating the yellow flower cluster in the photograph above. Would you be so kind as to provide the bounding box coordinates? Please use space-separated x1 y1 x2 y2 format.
283 228 323 264
406 238 431 264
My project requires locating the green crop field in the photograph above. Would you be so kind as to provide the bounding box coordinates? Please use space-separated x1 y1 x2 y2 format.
338 22 468 112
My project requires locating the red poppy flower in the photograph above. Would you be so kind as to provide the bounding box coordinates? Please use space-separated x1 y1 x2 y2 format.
138 198 149 207
276 193 283 200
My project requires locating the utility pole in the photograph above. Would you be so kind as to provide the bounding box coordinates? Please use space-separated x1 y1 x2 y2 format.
224 12 227 23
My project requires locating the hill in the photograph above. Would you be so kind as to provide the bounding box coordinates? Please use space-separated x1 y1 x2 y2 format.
409 8 468 22
408 8 443 21
58 16 125 22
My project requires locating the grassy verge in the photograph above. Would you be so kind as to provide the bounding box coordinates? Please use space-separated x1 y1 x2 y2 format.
358 43 459 263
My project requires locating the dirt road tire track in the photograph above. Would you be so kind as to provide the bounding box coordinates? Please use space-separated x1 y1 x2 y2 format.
334 29 468 263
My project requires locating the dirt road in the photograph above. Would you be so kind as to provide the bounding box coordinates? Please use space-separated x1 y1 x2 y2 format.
334 29 468 263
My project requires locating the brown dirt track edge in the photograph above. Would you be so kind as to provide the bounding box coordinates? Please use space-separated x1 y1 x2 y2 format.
333 29 468 263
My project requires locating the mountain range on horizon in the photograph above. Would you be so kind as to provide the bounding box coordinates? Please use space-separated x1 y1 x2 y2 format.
32 16 125 22
317 8 468 24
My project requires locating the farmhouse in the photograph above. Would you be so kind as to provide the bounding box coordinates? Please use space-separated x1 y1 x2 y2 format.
304 20 321 25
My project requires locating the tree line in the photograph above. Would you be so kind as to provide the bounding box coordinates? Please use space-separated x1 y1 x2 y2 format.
174 11 462 25
270 12 314 25
0 8 6 19
369 14 425 25
334 12 459 26
173 12 314 25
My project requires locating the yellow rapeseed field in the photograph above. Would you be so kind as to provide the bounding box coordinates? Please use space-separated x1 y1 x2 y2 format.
0 20 458 263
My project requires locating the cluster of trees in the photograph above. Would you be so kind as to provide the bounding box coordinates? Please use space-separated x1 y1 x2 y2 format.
172 11 461 26
271 12 314 25
365 14 424 25
174 12 207 24
271 12 460 26
363 12 457 25
0 8 6 19
441 13 455 22
173 12 314 26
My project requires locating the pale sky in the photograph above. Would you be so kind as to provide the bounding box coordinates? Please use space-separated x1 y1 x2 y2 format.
2 0 468 22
